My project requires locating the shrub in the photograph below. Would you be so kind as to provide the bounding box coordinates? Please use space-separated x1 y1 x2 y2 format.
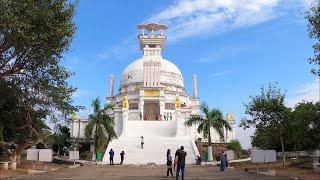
226 140 242 152
80 152 88 160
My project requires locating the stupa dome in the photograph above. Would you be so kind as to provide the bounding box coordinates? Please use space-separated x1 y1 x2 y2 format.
120 58 184 88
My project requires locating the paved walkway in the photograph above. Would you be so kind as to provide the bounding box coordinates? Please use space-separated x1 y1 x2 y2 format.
8 165 293 180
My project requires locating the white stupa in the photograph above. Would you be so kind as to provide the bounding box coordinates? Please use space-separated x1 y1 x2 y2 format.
102 23 236 165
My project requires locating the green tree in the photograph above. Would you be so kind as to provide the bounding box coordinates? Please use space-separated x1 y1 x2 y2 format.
240 83 291 166
251 123 280 150
0 0 79 165
185 102 231 161
49 125 71 155
292 101 320 150
305 0 320 76
0 0 76 77
85 98 117 160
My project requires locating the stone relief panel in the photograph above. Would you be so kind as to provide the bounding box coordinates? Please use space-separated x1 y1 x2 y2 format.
165 103 175 110
129 103 138 110
143 103 160 120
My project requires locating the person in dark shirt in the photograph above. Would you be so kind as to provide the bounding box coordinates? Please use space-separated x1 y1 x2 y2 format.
196 155 202 165
175 146 187 180
120 151 125 165
141 136 144 149
109 148 114 165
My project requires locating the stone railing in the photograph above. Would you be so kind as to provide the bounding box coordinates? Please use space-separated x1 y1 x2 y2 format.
276 151 312 157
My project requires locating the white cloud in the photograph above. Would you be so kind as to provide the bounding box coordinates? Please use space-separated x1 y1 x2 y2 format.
96 36 139 61
149 0 309 41
193 44 249 64
72 89 92 99
286 79 320 108
209 70 232 78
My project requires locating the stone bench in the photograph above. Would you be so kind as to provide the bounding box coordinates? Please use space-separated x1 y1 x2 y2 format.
0 161 17 170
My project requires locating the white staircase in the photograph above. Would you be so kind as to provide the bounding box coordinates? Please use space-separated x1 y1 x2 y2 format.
102 121 199 165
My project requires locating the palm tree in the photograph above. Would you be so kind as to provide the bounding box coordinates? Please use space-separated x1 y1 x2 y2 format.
185 102 231 161
85 97 117 160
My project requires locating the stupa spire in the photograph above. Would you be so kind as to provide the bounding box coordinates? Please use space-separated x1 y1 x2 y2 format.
137 23 168 57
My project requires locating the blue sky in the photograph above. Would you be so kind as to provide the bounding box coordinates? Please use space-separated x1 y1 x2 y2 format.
62 0 318 148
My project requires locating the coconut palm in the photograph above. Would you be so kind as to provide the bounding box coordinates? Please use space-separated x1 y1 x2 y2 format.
185 102 231 161
85 98 117 159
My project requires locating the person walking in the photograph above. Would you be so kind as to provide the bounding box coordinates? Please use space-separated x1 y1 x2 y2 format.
175 146 187 180
109 148 114 165
120 151 125 165
141 136 144 149
166 149 174 177
220 149 226 171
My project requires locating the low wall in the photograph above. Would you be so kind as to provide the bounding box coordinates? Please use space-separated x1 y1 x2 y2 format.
276 151 311 157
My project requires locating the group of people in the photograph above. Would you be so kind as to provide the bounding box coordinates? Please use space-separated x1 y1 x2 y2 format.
163 112 173 121
166 146 187 180
108 136 144 166
108 149 125 165
109 140 227 179
139 112 173 121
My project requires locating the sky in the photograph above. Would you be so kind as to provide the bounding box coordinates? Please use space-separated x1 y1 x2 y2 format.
62 0 318 148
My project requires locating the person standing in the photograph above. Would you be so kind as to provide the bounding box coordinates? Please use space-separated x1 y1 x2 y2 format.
175 146 187 180
166 149 174 177
196 155 202 165
109 148 114 165
141 136 144 149
139 112 142 120
120 151 125 165
220 149 226 171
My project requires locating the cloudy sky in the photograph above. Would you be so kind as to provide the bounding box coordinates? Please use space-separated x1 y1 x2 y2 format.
63 0 318 148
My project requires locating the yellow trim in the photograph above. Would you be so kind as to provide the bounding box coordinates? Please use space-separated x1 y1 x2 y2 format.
123 96 128 108
227 112 234 121
144 90 160 97
176 96 181 109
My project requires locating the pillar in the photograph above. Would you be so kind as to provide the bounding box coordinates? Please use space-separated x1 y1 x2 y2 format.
159 101 165 121
122 108 128 136
192 75 198 98
140 100 144 121
175 109 182 136
109 75 115 97
232 121 236 140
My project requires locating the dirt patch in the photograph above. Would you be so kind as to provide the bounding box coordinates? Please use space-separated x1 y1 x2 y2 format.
0 160 65 179
7 165 294 180
233 159 320 180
